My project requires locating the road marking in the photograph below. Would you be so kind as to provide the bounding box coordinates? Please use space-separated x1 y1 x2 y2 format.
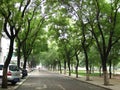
57 84 66 90
36 84 47 90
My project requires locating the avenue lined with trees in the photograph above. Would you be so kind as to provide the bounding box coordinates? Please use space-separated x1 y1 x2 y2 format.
0 0 120 89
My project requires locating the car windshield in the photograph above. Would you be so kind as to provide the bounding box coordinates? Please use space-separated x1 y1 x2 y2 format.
9 65 19 71
0 65 3 70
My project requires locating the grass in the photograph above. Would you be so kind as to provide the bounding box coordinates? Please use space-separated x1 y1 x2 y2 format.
71 70 100 77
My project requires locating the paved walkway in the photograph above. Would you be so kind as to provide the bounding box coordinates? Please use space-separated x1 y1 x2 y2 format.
61 73 120 90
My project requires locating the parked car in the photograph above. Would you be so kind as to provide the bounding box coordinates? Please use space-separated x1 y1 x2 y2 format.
0 64 3 78
0 63 21 85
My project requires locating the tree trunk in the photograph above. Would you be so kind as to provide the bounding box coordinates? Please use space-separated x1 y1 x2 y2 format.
75 52 79 78
2 39 14 88
109 60 112 79
23 57 27 69
64 59 66 74
58 61 62 74
99 66 102 77
112 64 115 75
89 65 92 74
67 56 71 76
84 48 90 81
103 70 109 85
71 63 74 73
81 22 90 81
17 43 21 68
102 62 109 85
68 61 71 76
2 68 7 88
92 66 94 73
86 70 90 81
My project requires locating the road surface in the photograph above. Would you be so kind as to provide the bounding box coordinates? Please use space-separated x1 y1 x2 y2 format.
16 70 109 90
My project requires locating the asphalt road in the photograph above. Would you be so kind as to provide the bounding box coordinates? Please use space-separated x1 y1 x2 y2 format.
16 70 109 90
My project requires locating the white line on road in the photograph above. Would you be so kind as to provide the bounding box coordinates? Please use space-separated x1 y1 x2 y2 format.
36 84 47 90
57 84 66 90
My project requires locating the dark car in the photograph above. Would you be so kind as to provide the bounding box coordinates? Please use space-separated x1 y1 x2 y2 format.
19 68 28 79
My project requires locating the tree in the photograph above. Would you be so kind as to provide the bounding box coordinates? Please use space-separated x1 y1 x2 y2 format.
87 0 120 85
0 16 3 55
22 17 44 69
58 0 94 80
16 0 43 68
58 0 120 85
0 0 31 88
108 43 120 78
45 3 75 76
25 22 48 69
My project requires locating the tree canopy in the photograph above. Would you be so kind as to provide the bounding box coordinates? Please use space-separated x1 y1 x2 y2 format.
1 0 120 88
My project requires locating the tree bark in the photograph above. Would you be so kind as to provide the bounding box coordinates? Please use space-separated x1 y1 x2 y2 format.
83 46 90 81
102 60 109 85
2 38 14 88
23 57 27 69
68 61 71 76
109 59 112 79
64 59 66 74
99 66 102 77
67 55 71 76
17 42 21 68
103 70 109 85
58 61 62 74
2 68 7 88
75 52 79 78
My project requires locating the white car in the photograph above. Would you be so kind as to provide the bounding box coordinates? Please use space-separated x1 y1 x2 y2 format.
0 63 21 85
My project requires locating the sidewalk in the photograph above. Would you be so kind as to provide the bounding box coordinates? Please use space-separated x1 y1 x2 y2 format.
62 73 120 90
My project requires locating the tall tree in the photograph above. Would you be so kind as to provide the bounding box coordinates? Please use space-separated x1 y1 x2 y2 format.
16 0 43 68
87 0 120 85
22 17 45 69
58 0 120 85
59 0 93 80
0 0 31 88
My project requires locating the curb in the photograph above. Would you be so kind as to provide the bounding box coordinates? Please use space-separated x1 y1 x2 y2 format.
14 70 34 90
14 77 28 90
60 73 112 90
73 77 112 90
0 70 34 90
0 77 28 90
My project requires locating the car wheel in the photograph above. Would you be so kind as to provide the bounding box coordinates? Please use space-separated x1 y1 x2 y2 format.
11 81 17 85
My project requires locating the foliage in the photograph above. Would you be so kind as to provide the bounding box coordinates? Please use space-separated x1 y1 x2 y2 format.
1 0 120 87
